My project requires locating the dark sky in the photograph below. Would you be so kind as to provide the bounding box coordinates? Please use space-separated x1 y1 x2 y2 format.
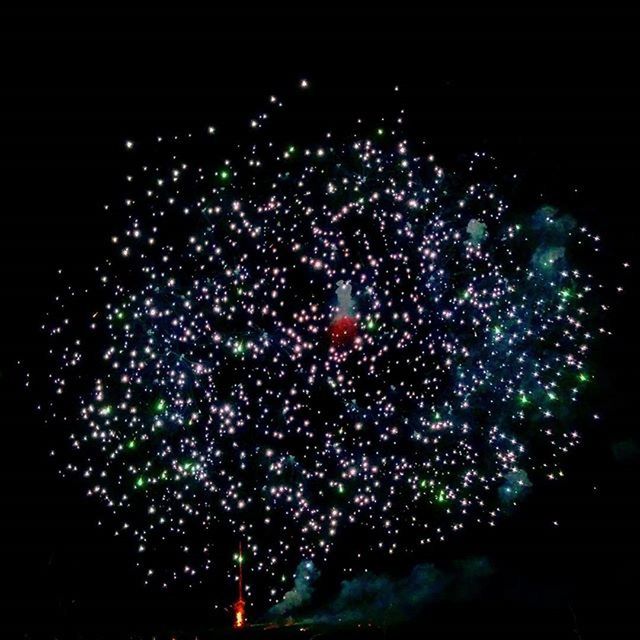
0 6 638 639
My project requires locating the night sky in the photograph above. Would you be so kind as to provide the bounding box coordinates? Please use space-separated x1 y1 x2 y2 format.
1 7 639 639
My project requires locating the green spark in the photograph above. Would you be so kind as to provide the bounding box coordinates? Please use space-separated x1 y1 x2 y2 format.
127 439 136 450
155 399 166 413
233 341 245 355
135 476 145 488
219 169 229 180
578 372 589 383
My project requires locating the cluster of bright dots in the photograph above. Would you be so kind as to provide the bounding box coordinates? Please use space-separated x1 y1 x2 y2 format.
46 81 612 605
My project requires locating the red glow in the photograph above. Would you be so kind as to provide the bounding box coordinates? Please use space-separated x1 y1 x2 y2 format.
233 598 245 629
329 315 358 347
233 541 246 630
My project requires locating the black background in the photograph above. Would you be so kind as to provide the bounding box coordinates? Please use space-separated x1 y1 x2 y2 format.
1 6 638 639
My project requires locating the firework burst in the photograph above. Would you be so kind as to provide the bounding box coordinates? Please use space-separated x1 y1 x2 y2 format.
45 81 609 607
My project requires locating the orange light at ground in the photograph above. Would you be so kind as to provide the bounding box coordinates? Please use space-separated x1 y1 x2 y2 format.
233 541 246 630
233 598 245 629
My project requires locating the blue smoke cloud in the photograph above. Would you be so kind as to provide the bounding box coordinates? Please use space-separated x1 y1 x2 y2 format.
268 560 319 617
269 557 492 625
499 468 533 504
